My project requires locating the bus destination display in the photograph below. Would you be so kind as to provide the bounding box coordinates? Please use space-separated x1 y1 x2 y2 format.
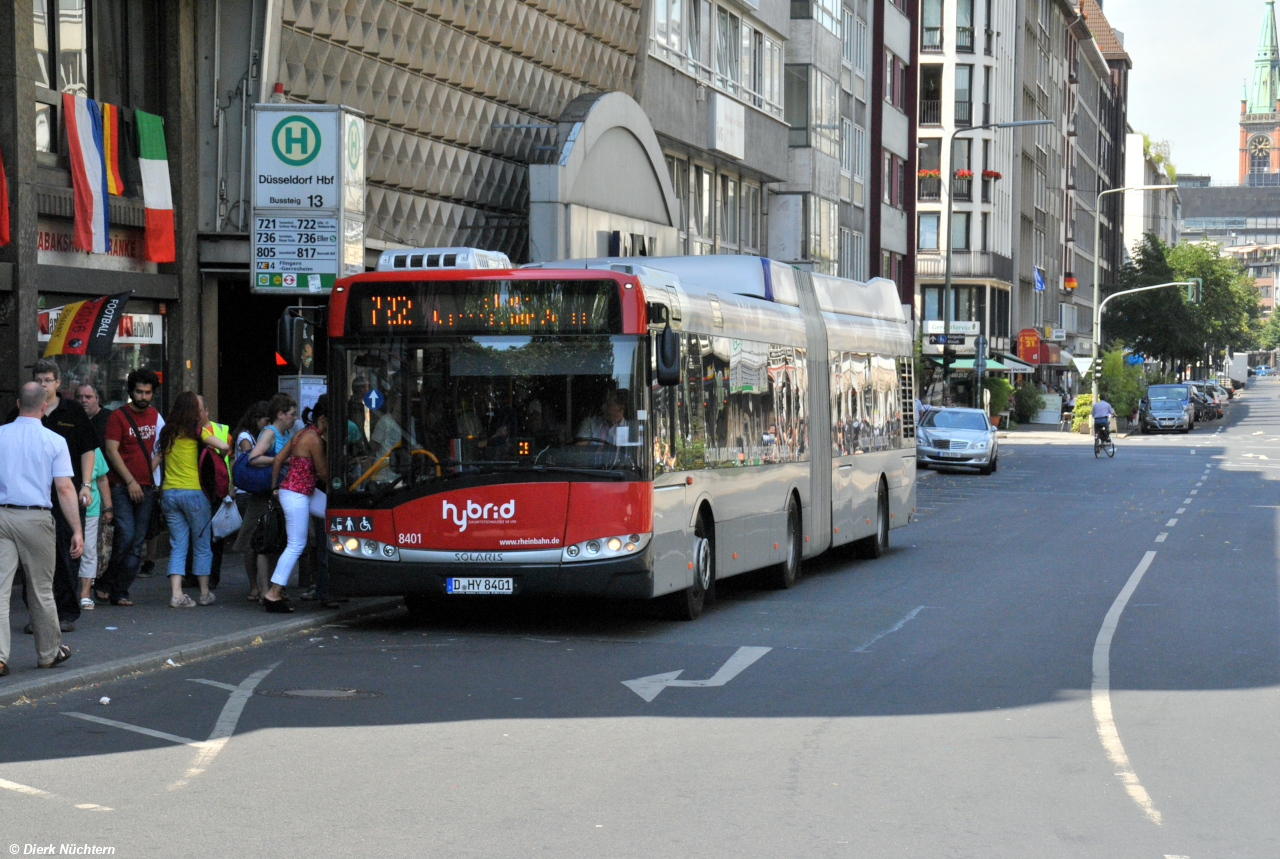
352 281 621 335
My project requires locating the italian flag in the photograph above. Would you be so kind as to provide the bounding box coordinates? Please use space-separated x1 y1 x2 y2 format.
135 109 175 263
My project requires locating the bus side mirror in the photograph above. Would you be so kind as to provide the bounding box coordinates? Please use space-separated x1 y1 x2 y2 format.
656 322 680 387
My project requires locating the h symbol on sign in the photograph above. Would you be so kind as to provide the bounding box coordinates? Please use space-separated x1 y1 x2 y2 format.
283 124 309 155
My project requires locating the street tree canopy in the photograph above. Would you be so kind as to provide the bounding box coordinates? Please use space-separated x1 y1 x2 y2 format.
1102 235 1259 366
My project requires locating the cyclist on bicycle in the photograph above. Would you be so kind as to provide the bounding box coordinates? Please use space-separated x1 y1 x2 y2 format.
1092 397 1116 441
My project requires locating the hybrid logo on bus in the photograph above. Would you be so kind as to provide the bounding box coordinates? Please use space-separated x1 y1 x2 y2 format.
442 499 516 532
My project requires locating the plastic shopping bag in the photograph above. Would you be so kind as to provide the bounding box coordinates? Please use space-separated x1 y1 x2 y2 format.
211 496 243 540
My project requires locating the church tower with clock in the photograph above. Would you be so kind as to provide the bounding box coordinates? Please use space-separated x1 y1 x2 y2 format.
1242 1 1280 184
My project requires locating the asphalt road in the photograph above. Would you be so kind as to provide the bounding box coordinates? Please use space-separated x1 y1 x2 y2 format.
3 380 1279 858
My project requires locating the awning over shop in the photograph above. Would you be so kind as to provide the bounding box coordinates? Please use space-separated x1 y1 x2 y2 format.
996 353 1036 373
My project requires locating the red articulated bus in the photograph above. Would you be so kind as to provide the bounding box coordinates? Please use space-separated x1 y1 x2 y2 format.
324 248 916 620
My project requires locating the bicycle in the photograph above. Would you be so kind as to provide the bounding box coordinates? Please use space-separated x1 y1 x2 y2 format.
1094 420 1115 458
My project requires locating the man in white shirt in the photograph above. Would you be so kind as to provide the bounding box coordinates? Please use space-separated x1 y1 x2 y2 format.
0 383 82 675
575 391 629 446
1092 397 1116 437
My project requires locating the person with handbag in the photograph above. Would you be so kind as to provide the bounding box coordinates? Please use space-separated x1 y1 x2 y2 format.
155 392 230 608
100 369 163 607
233 396 294 600
262 396 328 613
229 401 270 601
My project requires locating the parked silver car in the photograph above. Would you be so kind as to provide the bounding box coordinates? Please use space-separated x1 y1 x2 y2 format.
916 407 999 474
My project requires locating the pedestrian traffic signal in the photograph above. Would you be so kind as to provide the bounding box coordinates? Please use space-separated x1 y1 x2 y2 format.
1187 278 1202 304
941 347 957 369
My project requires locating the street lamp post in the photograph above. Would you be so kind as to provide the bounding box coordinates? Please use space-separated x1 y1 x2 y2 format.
938 119 1052 404
1090 184 1177 400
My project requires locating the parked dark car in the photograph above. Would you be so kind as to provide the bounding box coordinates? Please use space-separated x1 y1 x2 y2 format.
1138 384 1196 434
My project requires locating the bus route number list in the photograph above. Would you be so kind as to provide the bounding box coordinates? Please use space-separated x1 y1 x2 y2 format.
255 216 339 272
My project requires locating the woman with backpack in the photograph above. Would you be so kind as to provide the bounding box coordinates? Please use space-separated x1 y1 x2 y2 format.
155 392 231 608
262 395 328 613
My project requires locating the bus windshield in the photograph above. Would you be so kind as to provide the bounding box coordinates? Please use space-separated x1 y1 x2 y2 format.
333 335 649 498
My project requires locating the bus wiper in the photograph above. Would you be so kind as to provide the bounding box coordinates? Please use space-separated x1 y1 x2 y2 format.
525 465 627 480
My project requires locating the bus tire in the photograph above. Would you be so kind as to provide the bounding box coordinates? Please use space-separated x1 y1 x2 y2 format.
764 496 802 589
404 593 442 621
854 482 889 560
665 515 712 621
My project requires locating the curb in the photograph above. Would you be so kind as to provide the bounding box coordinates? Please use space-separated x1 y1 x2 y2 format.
0 597 403 708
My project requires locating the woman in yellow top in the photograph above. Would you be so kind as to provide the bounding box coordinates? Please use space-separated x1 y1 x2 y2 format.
156 392 230 608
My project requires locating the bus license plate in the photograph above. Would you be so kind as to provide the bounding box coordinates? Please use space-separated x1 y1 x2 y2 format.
446 577 514 595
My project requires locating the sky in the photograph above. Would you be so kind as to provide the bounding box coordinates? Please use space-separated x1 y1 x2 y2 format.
1102 0 1267 181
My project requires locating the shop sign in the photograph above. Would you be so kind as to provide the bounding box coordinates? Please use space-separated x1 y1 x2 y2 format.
252 104 366 294
1016 328 1041 364
36 219 157 274
38 308 163 345
709 94 745 160
1043 327 1066 342
924 320 980 335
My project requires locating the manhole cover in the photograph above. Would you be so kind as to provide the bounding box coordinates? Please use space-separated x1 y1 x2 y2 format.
257 688 381 700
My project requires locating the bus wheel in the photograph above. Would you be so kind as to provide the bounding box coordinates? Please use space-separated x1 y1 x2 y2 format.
666 517 712 621
854 483 889 560
764 496 802 589
404 594 442 621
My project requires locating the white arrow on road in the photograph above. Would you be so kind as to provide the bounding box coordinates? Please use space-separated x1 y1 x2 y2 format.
622 646 772 702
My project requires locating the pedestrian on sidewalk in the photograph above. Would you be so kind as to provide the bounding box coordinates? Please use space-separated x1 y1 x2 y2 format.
156 392 230 608
76 382 112 446
237 394 296 600
263 395 328 613
230 401 270 602
77 448 111 611
6 360 98 632
100 369 163 606
0 382 80 675
183 400 232 592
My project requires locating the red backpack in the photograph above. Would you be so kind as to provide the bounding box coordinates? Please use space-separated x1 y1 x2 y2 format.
199 445 231 507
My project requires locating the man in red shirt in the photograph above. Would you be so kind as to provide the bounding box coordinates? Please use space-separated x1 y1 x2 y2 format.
99 369 163 606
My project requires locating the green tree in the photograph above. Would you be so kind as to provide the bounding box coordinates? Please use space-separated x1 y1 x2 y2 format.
1255 313 1280 350
1098 344 1145 418
1102 235 1260 367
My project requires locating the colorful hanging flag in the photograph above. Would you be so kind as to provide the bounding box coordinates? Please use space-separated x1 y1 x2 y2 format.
101 102 124 196
63 92 110 254
0 142 9 247
43 291 134 357
134 109 174 263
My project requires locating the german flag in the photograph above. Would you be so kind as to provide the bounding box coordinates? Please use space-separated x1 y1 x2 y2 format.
43 291 133 357
1064 272 1078 290
101 103 124 196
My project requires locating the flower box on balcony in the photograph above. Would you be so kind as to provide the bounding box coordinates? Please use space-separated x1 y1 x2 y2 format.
982 170 1003 180
953 169 975 180
917 169 942 179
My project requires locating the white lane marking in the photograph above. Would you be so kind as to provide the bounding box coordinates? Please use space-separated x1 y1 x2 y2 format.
1189 450 1195 455
1155 533 1168 543
188 678 238 693
1176 508 1186 514
64 712 198 746
0 777 113 811
855 605 928 652
622 646 772 702
0 777 54 798
1190 490 1198 494
1195 482 1203 487
1183 499 1193 504
170 662 280 790
1093 550 1162 825
1166 519 1178 527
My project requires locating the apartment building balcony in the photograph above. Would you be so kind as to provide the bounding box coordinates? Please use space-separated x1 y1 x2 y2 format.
918 176 941 201
952 177 972 201
955 100 972 127
956 26 974 52
922 27 943 52
920 100 942 126
916 251 1014 281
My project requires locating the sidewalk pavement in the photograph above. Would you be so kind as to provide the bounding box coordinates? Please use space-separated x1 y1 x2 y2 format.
2 562 399 707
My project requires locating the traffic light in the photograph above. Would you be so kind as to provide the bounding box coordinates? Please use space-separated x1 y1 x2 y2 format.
941 346 957 369
1187 277 1203 304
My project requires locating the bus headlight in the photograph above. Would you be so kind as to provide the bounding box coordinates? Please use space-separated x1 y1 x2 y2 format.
562 533 652 563
329 534 400 561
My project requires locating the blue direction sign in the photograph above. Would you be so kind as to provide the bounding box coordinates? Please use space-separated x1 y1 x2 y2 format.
363 389 384 410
